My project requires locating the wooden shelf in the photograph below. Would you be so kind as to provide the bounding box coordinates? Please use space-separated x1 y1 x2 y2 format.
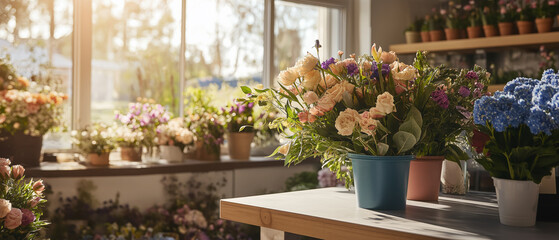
390 31 559 54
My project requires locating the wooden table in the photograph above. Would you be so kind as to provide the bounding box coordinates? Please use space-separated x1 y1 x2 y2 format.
220 187 559 240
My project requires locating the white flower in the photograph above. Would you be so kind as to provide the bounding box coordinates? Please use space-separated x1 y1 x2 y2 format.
0 199 11 218
277 67 299 86
375 92 396 115
335 108 361 136
301 70 321 90
295 52 319 75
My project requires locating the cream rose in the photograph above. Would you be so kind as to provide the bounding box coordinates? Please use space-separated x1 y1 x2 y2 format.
391 61 417 81
0 158 10 166
0 165 10 178
359 111 380 136
335 108 361 136
361 61 373 77
376 92 396 115
4 208 22 230
319 75 339 89
369 107 386 119
310 95 337 116
303 91 319 105
277 67 299 86
329 61 345 75
11 165 24 179
325 81 355 102
296 53 319 75
302 70 321 90
380 51 397 64
0 199 11 218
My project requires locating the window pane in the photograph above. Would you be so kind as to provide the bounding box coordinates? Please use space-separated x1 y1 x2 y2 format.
91 0 182 122
184 0 264 100
0 0 73 149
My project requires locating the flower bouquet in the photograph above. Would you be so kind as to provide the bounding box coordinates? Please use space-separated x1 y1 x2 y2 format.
245 41 423 209
473 69 559 226
157 118 194 162
71 123 116 166
0 59 68 167
113 125 144 162
222 101 255 160
0 158 48 239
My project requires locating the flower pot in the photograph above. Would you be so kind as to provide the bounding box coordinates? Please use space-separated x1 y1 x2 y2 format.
516 21 533 34
407 156 444 201
160 145 184 162
493 177 539 226
404 31 421 44
227 132 255 160
0 131 43 167
441 160 469 195
186 141 220 161
444 28 460 40
420 31 430 42
142 146 160 164
87 153 110 166
483 25 499 37
535 18 553 33
498 22 514 36
120 146 141 162
349 153 413 210
467 26 482 39
429 30 444 41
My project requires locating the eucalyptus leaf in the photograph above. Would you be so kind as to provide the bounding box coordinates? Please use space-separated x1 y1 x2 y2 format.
405 106 423 127
377 143 389 156
393 131 417 154
399 119 421 140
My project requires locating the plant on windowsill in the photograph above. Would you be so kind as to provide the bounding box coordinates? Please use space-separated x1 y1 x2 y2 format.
222 99 255 160
71 123 116 166
473 69 559 227
157 117 195 162
113 125 144 162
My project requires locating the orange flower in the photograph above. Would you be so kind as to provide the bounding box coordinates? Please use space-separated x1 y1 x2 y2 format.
17 77 30 87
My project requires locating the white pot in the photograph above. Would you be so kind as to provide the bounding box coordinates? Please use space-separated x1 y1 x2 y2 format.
493 177 540 227
160 145 184 162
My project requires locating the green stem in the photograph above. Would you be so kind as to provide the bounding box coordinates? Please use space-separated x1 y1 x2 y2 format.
505 153 515 180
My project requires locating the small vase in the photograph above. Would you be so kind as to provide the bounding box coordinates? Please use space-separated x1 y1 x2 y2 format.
493 177 539 226
467 26 482 38
516 21 534 34
404 31 420 44
142 146 160 164
441 160 469 195
227 132 255 160
349 153 413 210
87 152 110 166
120 146 142 162
535 18 553 33
407 156 444 201
498 22 514 36
420 31 431 42
483 25 499 37
160 145 184 162
444 28 460 40
429 30 444 41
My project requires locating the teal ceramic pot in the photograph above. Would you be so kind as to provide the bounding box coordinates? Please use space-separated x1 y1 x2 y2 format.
349 153 413 210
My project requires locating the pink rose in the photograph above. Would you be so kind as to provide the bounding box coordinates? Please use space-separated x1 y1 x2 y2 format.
0 165 10 178
0 199 11 218
335 108 361 136
376 92 396 115
303 91 319 105
4 208 22 230
380 51 397 64
359 111 380 136
329 62 345 75
33 180 45 195
11 165 24 179
21 209 35 226
0 158 10 166
310 95 337 116
298 111 309 123
325 81 355 103
369 107 386 119
29 197 41 208
319 75 339 89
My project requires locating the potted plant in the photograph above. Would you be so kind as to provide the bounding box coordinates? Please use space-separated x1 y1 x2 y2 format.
473 69 559 226
0 159 48 239
72 123 116 166
409 52 491 201
442 3 461 40
184 88 225 161
404 19 422 43
535 0 554 33
464 3 483 38
223 100 256 160
246 41 423 210
157 117 195 162
0 58 68 167
420 15 431 42
113 125 144 162
429 11 445 41
251 110 281 156
498 0 517 35
115 99 171 163
481 4 499 37
516 0 536 34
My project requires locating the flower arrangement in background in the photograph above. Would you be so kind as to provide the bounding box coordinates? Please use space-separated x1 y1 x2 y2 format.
0 59 67 136
244 41 425 185
535 0 555 18
516 0 536 21
498 0 517 23
222 100 255 133
473 69 559 183
112 125 144 148
0 158 48 239
115 99 171 148
184 88 225 153
157 117 195 151
71 123 116 155
252 110 280 147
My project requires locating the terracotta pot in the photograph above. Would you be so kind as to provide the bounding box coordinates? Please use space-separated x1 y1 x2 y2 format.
535 18 553 33
483 25 499 37
227 132 255 160
404 31 421 43
407 156 444 201
186 141 220 161
467 26 483 38
0 131 43 167
516 21 533 34
429 30 444 41
87 152 110 166
444 28 460 40
120 147 141 161
420 31 431 42
498 22 514 36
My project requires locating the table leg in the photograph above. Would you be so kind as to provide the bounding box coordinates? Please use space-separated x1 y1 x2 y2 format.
261 227 284 240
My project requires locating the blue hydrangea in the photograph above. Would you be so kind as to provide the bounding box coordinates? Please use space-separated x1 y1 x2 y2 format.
541 69 559 86
532 83 558 110
527 106 556 135
512 84 533 103
503 77 539 94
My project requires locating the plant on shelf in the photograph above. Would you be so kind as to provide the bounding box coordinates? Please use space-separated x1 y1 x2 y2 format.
515 0 536 34
71 123 116 166
473 69 559 226
480 1 499 37
404 18 423 43
538 45 557 77
535 0 555 33
157 117 195 162
497 0 517 35
0 158 48 239
428 10 445 41
112 124 144 161
420 15 431 42
464 2 483 38
441 2 461 40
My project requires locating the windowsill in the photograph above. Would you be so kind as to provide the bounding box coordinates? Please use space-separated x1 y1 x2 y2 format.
25 156 319 178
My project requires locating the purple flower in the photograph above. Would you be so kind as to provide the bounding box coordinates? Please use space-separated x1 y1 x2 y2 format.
458 86 471 97
475 82 484 89
371 62 390 79
381 64 390 76
347 63 359 76
239 105 246 113
466 71 479 80
431 89 449 109
321 57 336 69
248 102 254 108
21 209 35 226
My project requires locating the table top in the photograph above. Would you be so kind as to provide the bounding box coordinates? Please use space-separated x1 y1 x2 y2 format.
220 187 559 240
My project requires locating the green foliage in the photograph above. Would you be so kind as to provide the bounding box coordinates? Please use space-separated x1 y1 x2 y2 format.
285 171 319 191
71 122 116 155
